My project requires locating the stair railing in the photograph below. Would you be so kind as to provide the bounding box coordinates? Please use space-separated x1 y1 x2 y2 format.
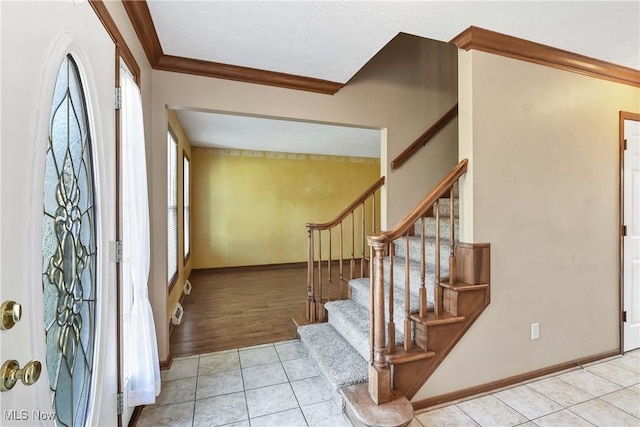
390 104 458 170
367 159 468 404
306 177 385 323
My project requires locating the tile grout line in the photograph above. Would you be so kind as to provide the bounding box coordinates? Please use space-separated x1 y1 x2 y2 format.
578 368 632 389
594 387 640 420
238 348 252 426
278 341 310 426
563 393 634 426
453 402 482 427
284 357 310 427
554 371 623 395
520 381 594 422
582 357 640 381
603 358 640 375
490 391 535 423
517 382 599 426
564 406 602 427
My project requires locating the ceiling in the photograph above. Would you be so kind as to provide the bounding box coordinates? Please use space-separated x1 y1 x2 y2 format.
175 110 381 158
147 1 639 84
149 1 639 157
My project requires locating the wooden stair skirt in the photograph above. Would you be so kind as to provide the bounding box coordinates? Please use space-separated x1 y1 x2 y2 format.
393 242 490 399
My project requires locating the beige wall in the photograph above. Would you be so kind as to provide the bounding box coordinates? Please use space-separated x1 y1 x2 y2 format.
191 147 380 268
167 110 193 319
414 50 640 401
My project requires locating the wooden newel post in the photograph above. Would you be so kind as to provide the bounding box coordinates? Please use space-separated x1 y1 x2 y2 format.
306 227 316 323
368 238 392 405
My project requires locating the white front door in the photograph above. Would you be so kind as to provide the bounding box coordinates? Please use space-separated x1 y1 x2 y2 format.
624 118 640 352
1 1 117 425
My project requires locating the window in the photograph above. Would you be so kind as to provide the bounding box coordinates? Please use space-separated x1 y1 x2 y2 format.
168 129 178 286
183 153 190 262
43 54 96 427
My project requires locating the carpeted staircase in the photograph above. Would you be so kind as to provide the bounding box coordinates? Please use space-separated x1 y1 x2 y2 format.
297 196 459 407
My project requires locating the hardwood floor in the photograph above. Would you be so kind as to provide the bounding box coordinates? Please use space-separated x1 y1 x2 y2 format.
170 265 308 357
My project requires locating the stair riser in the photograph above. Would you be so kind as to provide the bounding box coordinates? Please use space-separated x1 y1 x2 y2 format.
393 237 453 267
326 301 408 362
327 305 375 362
297 323 368 408
414 217 460 239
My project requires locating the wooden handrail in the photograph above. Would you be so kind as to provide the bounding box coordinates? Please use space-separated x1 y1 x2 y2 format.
390 104 459 170
370 159 467 243
306 176 385 231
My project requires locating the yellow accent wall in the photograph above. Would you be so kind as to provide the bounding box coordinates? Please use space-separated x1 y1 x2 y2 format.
167 110 192 321
192 147 380 268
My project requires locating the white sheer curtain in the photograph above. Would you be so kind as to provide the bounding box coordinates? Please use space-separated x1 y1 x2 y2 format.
121 65 161 406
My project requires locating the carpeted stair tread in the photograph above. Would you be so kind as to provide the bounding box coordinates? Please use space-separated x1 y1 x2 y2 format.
432 197 459 218
326 299 405 362
382 256 442 299
349 277 424 321
297 323 368 392
414 216 460 238
393 235 456 266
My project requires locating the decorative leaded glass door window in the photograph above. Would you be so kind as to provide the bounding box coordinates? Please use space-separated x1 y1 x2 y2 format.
43 54 96 427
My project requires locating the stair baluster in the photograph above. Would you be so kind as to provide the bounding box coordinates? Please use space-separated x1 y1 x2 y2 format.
307 230 316 322
361 201 366 277
372 192 377 235
435 200 441 316
350 211 356 280
420 215 427 317
388 244 396 354
369 244 375 365
339 222 344 281
318 231 324 321
404 232 411 351
449 186 457 285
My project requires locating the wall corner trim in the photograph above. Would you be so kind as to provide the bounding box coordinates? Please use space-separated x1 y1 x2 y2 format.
121 0 344 95
450 26 640 88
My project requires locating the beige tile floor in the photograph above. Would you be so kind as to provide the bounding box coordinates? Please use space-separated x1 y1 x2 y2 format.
136 340 348 427
137 344 639 427
415 349 640 427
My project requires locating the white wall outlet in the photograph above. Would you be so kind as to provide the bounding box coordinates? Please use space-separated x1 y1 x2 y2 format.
531 322 540 340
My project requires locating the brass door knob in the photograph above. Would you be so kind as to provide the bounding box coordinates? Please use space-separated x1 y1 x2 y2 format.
1 301 22 330
1 360 42 392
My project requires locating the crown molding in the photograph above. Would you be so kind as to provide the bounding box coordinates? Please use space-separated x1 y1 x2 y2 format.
451 26 640 88
121 0 343 95
120 0 162 66
154 55 344 94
